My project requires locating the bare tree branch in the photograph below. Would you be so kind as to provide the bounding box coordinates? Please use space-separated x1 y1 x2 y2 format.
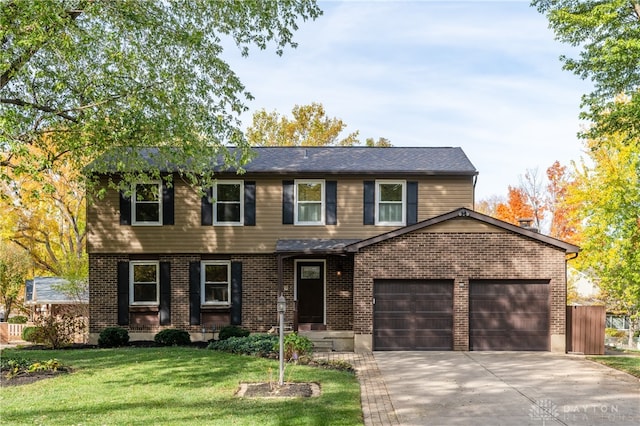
1 98 79 123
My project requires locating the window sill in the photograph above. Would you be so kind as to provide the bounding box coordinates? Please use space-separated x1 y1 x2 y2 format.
201 305 230 312
129 305 159 312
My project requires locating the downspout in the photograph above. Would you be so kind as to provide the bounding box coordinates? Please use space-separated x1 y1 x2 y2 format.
472 175 478 210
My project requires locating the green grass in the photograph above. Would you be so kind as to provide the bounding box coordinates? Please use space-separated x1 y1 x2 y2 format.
588 355 640 378
0 347 362 425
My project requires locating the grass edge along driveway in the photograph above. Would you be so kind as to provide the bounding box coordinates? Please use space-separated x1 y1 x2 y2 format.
0 347 363 425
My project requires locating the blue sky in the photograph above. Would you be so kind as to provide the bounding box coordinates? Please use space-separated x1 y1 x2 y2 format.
222 0 592 200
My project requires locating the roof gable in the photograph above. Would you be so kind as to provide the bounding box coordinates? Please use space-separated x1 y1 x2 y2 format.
345 208 580 254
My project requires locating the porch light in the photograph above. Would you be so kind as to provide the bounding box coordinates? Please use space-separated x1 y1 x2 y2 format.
277 295 287 313
336 264 344 277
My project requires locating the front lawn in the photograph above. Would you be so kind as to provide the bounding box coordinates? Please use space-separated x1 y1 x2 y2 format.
588 355 640 378
0 347 362 425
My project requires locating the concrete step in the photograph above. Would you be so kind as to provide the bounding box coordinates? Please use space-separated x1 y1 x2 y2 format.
310 339 334 352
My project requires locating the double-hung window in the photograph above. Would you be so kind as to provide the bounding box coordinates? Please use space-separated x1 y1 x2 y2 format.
375 180 406 225
201 261 231 306
214 181 243 225
295 180 324 225
132 182 162 225
130 261 159 305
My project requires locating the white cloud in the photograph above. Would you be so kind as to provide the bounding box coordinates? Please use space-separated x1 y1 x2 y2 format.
222 1 592 199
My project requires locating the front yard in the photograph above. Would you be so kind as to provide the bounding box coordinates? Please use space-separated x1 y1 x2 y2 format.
0 347 362 425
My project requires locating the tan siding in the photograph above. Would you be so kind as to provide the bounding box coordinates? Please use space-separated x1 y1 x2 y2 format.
88 175 474 254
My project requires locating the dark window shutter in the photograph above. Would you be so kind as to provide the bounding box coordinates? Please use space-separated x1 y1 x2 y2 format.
407 181 418 225
162 184 174 225
119 191 131 225
117 262 129 325
244 181 256 226
282 180 294 225
326 181 337 225
159 262 171 325
201 187 213 226
363 181 375 225
230 262 242 325
189 262 201 325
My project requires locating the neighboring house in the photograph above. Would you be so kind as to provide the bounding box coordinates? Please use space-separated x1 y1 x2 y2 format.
87 147 579 352
25 277 89 318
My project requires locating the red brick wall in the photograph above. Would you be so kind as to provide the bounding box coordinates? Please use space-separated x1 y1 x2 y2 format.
89 253 352 336
353 230 567 351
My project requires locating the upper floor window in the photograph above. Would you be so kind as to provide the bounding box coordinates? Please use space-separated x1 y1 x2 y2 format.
201 261 230 306
214 181 244 225
132 182 162 225
295 180 324 225
130 261 159 305
376 180 406 225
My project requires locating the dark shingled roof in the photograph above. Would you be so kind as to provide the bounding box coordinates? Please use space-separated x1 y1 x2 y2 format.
93 146 478 176
25 277 89 305
275 239 362 254
240 147 477 176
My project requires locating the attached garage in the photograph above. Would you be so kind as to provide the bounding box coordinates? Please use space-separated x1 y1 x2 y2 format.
470 280 550 351
373 279 453 350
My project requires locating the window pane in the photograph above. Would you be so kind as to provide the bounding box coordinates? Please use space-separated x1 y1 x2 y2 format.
204 284 229 303
136 184 159 201
216 203 240 222
379 184 403 202
205 264 228 282
135 204 160 222
134 283 157 302
298 183 321 201
298 203 321 222
379 203 402 222
217 184 240 202
133 264 157 283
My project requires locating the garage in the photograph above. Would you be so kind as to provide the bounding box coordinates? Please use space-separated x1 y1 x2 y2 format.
373 279 453 350
470 279 550 351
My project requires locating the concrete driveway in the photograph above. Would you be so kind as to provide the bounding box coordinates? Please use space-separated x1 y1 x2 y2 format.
374 351 639 426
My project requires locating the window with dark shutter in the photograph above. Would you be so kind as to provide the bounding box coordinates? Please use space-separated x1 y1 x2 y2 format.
282 180 294 224
230 262 242 325
201 187 213 226
363 181 375 225
244 181 256 226
162 184 174 225
119 192 132 225
407 181 418 225
117 262 130 325
159 262 171 325
326 181 337 225
189 262 201 325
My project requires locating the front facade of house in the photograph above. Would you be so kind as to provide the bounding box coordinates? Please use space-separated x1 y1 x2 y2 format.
88 147 578 352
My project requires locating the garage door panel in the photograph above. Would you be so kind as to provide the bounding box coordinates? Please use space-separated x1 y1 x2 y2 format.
470 280 549 351
374 279 453 350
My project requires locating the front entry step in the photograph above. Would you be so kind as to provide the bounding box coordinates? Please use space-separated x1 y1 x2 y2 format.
297 323 327 331
299 330 355 352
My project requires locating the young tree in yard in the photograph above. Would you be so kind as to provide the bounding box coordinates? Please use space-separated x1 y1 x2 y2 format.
246 103 392 147
0 240 31 319
1 1 322 188
532 1 640 145
569 133 640 347
494 186 535 227
475 194 505 218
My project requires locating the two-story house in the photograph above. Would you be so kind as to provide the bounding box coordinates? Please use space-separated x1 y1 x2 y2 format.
88 147 578 352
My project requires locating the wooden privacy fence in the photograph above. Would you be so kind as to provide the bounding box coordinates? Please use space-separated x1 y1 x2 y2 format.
566 305 606 355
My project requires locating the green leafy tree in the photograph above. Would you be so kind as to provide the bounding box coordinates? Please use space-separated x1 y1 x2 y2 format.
532 1 640 144
1 1 322 188
0 240 31 319
247 102 392 147
568 132 640 346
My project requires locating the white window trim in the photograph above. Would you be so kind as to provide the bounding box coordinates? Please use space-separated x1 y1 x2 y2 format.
375 180 406 226
129 261 160 306
294 179 325 225
131 181 163 226
213 180 244 226
201 260 231 306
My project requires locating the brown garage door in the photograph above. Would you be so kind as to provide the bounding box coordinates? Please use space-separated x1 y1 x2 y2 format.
374 280 453 350
470 280 549 351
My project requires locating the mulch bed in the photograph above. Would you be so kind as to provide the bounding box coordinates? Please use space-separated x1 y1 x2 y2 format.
236 382 321 398
0 370 69 387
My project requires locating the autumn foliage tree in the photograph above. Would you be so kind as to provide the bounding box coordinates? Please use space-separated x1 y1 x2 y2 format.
494 186 535 227
546 161 579 243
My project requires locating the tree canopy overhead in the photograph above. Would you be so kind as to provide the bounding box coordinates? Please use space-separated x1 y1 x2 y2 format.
532 0 640 143
0 0 322 186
